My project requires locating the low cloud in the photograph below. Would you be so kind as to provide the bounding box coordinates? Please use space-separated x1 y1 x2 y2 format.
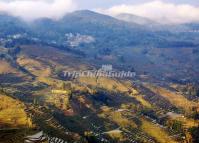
96 1 199 24
0 0 76 21
1 0 199 24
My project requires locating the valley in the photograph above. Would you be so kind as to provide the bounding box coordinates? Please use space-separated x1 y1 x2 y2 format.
0 10 198 143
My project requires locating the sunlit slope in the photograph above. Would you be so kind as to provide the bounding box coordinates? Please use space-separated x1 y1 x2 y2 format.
0 94 31 128
143 83 199 113
141 118 178 143
0 60 17 74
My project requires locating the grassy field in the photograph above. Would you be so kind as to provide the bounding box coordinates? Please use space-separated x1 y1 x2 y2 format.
143 83 199 113
79 77 129 92
17 56 52 77
99 107 137 129
79 77 153 109
141 118 178 143
0 60 17 74
0 94 31 128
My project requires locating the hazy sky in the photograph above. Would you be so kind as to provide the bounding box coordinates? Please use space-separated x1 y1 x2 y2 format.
76 0 199 9
0 0 199 24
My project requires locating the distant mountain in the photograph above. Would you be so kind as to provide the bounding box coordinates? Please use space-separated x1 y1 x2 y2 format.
0 10 198 52
0 10 198 83
116 13 157 26
115 13 199 33
183 23 199 30
27 10 159 51
0 14 28 37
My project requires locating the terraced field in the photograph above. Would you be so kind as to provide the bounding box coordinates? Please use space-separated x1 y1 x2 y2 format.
0 94 31 128
143 83 199 113
0 44 198 143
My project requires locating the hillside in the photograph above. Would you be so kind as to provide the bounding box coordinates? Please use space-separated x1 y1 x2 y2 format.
0 10 198 143
116 13 157 26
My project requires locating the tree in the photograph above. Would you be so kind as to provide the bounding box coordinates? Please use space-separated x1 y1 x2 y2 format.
112 85 117 91
8 46 21 56
189 126 199 143
61 82 66 90
172 120 183 133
